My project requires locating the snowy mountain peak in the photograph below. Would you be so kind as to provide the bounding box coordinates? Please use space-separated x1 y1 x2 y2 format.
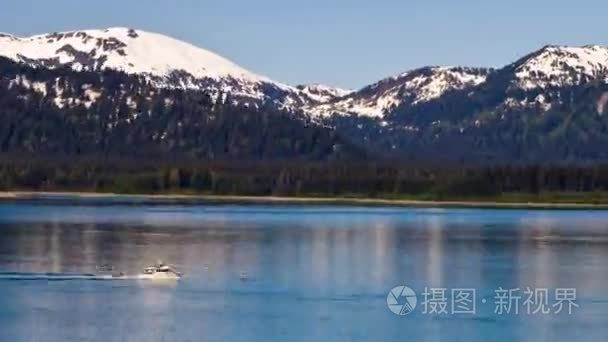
6 28 608 122
0 32 18 41
0 29 496 119
296 84 353 103
513 45 608 89
305 66 490 118
0 27 315 108
389 66 489 103
0 27 268 83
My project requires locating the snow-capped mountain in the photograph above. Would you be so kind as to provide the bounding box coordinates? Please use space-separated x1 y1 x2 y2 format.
0 27 329 109
4 27 608 122
1 28 265 80
0 28 496 120
5 28 608 161
307 45 608 118
305 67 491 118
511 45 608 90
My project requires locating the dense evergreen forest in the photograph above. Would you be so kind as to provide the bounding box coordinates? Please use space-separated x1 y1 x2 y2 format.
0 57 361 160
4 56 608 202
3 156 608 203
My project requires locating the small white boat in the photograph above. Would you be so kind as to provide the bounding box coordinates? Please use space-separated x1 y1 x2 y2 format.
139 263 181 280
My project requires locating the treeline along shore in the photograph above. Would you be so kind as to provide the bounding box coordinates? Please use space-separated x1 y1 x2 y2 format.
3 154 608 205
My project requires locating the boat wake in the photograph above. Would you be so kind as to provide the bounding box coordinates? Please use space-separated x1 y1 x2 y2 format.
0 271 164 281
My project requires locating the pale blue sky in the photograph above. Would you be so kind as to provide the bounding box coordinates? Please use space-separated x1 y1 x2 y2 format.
3 0 607 89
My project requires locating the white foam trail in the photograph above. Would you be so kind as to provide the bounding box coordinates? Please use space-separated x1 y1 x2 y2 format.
0 272 152 281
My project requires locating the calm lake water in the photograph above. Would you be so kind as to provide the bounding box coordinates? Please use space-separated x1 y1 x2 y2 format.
1 201 608 341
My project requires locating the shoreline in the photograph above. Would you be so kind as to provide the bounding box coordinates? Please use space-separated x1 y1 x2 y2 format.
1 191 608 210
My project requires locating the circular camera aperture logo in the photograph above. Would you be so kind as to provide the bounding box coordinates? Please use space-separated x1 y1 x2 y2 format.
387 286 417 315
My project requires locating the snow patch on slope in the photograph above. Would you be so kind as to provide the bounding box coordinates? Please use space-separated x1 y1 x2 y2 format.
296 84 353 103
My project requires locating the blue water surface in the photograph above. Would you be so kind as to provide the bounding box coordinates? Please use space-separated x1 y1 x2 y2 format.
0 202 607 341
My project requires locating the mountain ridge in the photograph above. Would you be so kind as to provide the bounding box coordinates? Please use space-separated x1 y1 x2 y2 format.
4 27 608 120
3 27 608 161
0 27 319 113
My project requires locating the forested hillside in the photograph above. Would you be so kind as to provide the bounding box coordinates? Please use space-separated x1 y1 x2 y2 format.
0 57 359 160
3 156 608 203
